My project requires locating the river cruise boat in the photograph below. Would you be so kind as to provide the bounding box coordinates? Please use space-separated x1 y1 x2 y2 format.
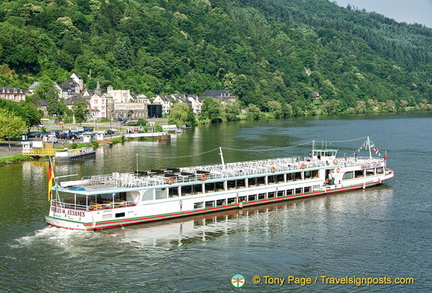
46 138 394 230
55 147 95 162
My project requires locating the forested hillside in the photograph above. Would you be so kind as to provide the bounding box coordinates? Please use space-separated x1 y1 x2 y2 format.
1 0 432 115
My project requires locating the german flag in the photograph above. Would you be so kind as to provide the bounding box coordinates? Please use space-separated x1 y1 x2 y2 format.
48 158 54 201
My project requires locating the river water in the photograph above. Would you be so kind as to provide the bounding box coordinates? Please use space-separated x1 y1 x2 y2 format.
0 113 430 292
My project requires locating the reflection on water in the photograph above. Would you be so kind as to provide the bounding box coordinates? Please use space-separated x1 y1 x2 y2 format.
100 186 394 251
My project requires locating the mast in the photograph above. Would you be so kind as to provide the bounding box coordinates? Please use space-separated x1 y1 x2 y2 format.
219 147 225 170
367 136 372 159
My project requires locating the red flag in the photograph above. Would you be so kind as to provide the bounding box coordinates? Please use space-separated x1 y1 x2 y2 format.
48 158 54 201
384 153 387 161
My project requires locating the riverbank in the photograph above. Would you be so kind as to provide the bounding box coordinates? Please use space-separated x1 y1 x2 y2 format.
0 141 29 164
0 133 165 164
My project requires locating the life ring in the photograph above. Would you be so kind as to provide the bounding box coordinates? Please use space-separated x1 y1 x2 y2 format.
200 174 207 181
270 166 276 173
300 163 306 169
333 159 339 164
167 177 174 184
336 168 341 173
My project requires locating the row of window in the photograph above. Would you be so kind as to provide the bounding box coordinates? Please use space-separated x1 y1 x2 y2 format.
139 171 320 201
163 170 319 199
342 167 383 180
63 192 127 206
193 186 316 209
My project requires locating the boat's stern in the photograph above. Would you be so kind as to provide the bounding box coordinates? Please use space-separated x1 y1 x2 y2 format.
46 204 94 230
383 168 395 181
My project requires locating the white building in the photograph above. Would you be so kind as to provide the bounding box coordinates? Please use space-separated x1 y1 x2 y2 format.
107 85 133 103
0 87 26 102
187 95 202 114
70 73 84 92
152 95 172 115
89 93 107 119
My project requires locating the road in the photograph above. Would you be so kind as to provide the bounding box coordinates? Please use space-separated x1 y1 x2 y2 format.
0 141 25 158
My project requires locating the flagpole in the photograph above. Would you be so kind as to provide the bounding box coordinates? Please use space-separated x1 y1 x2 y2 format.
48 156 54 201
367 136 372 159
219 147 225 170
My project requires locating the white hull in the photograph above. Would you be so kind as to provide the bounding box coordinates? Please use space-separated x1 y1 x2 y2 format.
46 162 394 231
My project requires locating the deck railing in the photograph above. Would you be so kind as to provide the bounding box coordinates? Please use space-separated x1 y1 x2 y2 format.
51 199 135 211
22 148 57 156
73 156 385 189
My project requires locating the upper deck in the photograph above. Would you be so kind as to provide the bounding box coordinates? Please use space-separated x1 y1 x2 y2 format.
54 155 385 195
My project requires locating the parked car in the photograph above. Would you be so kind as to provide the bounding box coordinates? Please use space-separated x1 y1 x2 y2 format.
122 120 138 126
29 131 49 138
71 131 83 138
47 134 58 143
28 132 42 138
105 129 115 135
71 127 84 132
49 130 60 137
56 121 65 125
58 132 78 140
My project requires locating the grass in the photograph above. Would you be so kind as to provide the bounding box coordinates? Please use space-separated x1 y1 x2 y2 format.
0 154 33 165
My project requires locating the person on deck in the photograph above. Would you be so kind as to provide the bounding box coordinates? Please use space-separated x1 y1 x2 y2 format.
328 172 334 185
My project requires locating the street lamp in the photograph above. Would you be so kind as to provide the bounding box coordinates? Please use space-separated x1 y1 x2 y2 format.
90 109 98 130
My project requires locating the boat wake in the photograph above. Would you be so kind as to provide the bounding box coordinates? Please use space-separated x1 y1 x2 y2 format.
11 226 111 255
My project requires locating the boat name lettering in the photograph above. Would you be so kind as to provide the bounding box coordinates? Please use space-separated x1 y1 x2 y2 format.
361 163 380 169
67 210 86 217
50 206 85 217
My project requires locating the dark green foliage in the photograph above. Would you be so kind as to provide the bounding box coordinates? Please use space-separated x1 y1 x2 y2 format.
223 101 241 121
0 99 42 129
137 119 148 126
200 98 222 123
185 107 197 127
73 102 89 124
1 0 432 114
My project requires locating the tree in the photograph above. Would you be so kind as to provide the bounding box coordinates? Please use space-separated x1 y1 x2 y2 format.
282 103 293 118
0 110 27 151
267 100 283 118
113 36 135 68
46 87 64 116
73 102 89 124
168 103 189 127
185 107 197 127
33 77 63 116
0 99 42 131
19 101 43 131
246 104 263 120
223 100 241 121
200 98 222 123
